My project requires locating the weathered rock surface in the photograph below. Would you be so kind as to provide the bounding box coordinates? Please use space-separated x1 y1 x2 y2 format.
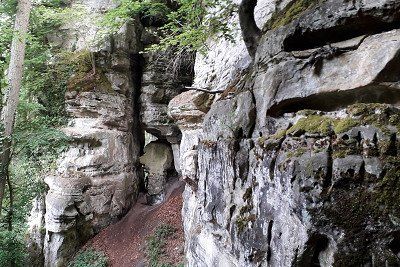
41 4 144 265
27 196 46 267
30 0 400 266
193 0 283 92
140 141 174 204
168 90 215 188
140 50 194 144
252 0 400 134
34 0 195 264
183 103 400 266
177 0 400 266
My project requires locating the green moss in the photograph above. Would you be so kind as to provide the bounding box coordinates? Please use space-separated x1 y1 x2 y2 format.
377 164 400 212
333 118 359 134
270 129 287 140
258 130 286 147
332 149 350 159
389 114 400 132
296 109 319 116
240 204 253 215
146 224 179 267
243 187 253 202
265 0 322 30
68 248 108 267
68 71 112 93
348 103 391 116
287 147 307 158
64 51 113 93
236 214 257 233
287 115 333 136
257 137 265 146
318 153 400 265
346 103 397 133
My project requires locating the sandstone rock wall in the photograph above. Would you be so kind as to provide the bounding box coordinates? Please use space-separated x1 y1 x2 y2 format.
32 0 196 265
172 0 400 266
43 18 143 266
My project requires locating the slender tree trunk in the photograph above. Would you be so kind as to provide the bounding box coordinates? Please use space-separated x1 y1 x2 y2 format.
0 0 32 214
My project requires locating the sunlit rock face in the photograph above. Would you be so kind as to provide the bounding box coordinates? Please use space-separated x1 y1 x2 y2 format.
177 0 400 266
43 28 142 267
37 0 196 264
193 0 292 92
40 1 144 265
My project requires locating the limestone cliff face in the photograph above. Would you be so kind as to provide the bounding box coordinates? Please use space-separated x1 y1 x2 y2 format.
43 16 143 267
28 0 400 266
170 0 400 266
28 1 194 265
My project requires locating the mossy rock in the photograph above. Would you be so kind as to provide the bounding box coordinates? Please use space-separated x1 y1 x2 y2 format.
264 0 323 30
287 147 308 158
332 118 359 134
287 115 333 136
316 154 400 265
67 69 113 93
236 214 257 234
61 50 113 94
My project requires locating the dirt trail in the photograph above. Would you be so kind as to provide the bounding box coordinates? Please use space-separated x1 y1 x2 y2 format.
86 180 185 267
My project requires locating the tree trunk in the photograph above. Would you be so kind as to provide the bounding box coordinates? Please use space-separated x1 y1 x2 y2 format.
239 0 261 59
0 0 32 214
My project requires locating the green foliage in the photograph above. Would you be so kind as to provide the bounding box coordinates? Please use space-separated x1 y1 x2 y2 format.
101 0 169 30
101 0 237 53
147 224 180 267
68 249 109 267
0 229 26 267
154 0 236 53
0 2 75 264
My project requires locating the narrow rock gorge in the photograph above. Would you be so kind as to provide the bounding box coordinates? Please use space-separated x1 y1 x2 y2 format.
24 0 400 266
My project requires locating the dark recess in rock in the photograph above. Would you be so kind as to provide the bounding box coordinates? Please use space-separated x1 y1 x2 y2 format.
283 0 400 52
130 53 146 192
296 233 329 267
267 86 400 117
239 0 261 58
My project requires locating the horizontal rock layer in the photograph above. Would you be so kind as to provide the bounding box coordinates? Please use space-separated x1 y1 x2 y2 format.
178 0 400 266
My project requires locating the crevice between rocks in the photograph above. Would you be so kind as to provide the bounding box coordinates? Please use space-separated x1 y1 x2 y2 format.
267 86 400 117
130 53 146 192
284 16 400 52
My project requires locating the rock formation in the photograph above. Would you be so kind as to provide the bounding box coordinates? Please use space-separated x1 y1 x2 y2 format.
43 19 143 266
29 0 194 265
140 141 174 204
170 0 400 266
27 0 400 266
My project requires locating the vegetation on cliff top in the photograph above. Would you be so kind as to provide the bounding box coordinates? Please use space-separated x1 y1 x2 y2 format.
101 0 237 53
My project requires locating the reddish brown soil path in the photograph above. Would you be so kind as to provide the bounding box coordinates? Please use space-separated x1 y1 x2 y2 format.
86 180 186 267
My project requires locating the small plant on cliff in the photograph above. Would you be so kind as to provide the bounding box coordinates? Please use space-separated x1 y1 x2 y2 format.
68 248 109 267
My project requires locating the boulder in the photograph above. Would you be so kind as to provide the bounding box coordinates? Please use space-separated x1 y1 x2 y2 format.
140 141 174 204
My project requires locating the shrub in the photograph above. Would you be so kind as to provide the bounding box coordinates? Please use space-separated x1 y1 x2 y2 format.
68 249 108 267
0 229 27 267
147 224 181 267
